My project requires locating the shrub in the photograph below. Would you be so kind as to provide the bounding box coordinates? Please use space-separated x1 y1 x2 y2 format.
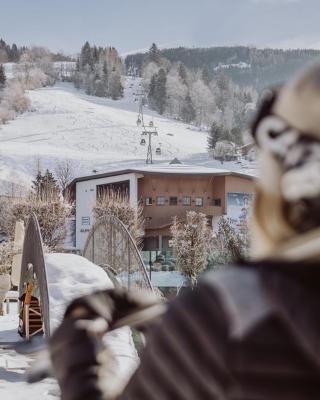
0 195 71 250
170 211 212 286
93 189 144 247
0 241 16 275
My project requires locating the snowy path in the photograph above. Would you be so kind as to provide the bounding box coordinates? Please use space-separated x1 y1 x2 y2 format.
0 305 59 399
0 254 140 399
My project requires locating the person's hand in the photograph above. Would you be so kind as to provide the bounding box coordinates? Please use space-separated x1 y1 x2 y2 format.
49 289 165 400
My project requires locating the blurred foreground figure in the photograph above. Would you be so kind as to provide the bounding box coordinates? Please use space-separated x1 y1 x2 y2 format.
50 65 320 399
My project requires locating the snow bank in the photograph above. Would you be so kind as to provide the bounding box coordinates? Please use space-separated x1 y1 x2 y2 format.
45 253 139 382
44 253 112 331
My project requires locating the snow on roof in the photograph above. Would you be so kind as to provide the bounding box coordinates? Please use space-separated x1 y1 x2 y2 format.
131 162 232 175
70 161 255 186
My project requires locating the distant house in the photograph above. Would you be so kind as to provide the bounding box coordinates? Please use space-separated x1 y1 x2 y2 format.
68 160 255 252
238 142 257 161
214 140 237 161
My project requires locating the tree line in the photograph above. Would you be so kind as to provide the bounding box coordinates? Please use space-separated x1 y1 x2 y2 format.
0 38 73 64
73 41 124 100
139 44 256 146
126 45 320 92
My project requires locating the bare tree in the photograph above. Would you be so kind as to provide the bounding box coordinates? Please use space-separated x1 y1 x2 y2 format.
55 159 75 197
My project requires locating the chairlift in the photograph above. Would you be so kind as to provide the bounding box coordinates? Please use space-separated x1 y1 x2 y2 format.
140 138 146 146
149 120 154 127
156 147 161 155
137 118 141 126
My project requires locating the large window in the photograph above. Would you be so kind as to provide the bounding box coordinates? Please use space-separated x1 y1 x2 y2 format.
183 196 191 206
195 197 203 207
156 196 165 206
169 196 178 205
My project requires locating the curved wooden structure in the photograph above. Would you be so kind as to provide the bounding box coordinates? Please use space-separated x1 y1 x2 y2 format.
83 215 153 292
19 213 50 337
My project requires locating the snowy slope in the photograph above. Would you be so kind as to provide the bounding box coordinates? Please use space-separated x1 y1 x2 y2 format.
0 77 211 190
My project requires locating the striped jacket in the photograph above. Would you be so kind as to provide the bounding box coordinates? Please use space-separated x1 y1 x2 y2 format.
119 262 320 399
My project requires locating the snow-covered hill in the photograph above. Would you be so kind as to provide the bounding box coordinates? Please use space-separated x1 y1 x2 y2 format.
0 76 256 192
0 77 212 189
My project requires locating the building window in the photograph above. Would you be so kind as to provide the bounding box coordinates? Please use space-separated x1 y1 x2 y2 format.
82 216 90 225
183 196 191 206
213 198 221 207
156 196 165 206
195 197 203 207
145 197 153 206
169 197 178 205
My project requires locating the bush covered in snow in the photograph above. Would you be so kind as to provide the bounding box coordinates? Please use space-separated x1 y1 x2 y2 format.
170 211 212 286
93 189 144 247
18 46 56 87
0 190 71 250
14 64 51 90
0 46 57 126
0 241 16 275
0 79 30 124
10 197 71 249
208 216 249 267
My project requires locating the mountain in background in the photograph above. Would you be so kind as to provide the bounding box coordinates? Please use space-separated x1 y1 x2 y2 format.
125 46 320 91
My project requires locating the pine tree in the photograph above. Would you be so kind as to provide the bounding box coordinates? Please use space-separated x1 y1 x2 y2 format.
0 64 6 88
231 127 243 145
207 122 231 150
148 74 157 109
201 66 211 86
80 41 92 69
10 44 19 62
147 69 167 114
75 57 80 72
178 63 187 85
92 46 98 64
109 71 123 100
41 169 60 202
155 68 167 114
148 43 161 65
180 93 196 123
32 171 43 199
32 169 60 202
102 60 109 93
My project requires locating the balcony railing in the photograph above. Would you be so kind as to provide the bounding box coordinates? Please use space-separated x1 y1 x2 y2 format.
145 206 223 229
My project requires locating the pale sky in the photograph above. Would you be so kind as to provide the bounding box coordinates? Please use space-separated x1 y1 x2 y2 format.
0 0 318 55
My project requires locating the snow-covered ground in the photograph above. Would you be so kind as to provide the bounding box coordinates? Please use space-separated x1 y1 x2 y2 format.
0 74 256 192
0 304 59 399
0 253 140 399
